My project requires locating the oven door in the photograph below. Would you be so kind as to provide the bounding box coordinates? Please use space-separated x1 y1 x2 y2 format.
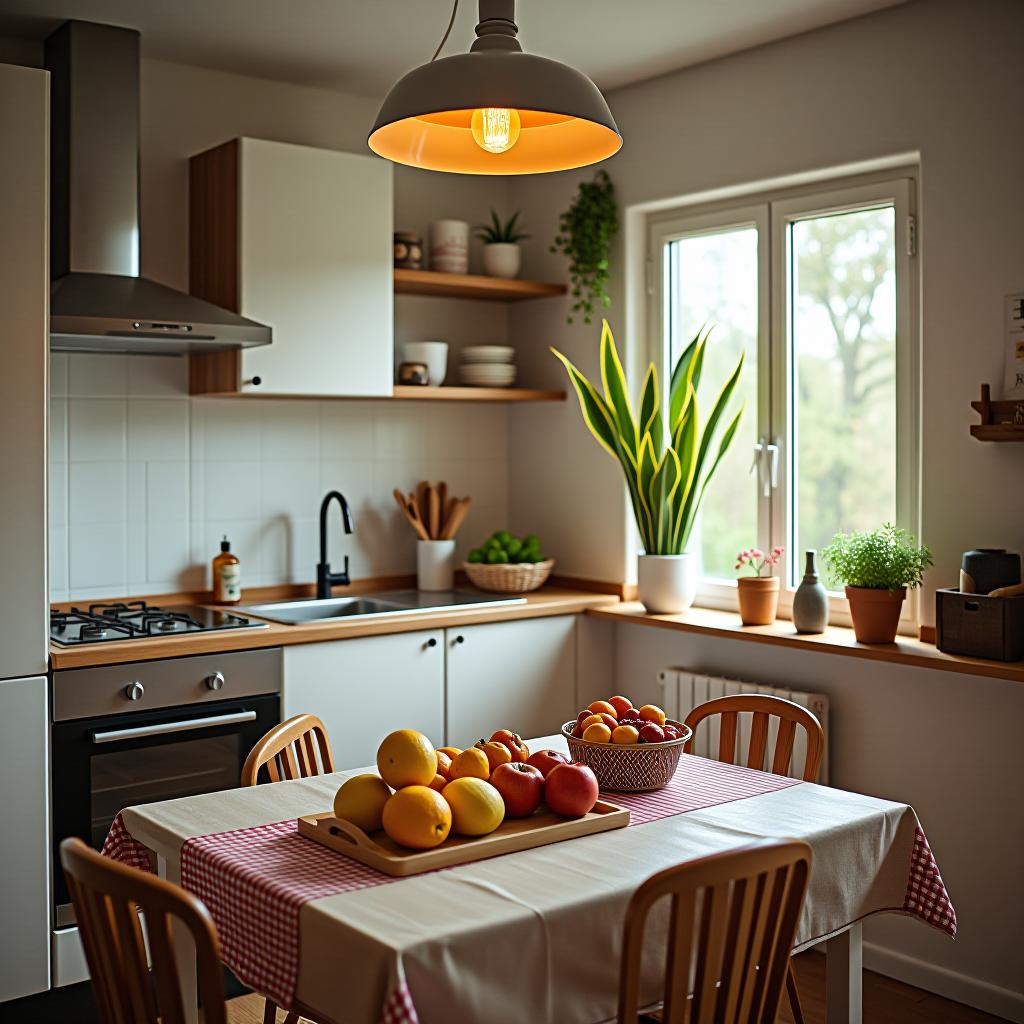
51 692 279 918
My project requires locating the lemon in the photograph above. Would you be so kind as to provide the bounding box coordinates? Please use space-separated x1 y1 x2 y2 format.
382 786 452 849
333 774 392 832
376 729 437 789
450 747 491 781
442 777 505 836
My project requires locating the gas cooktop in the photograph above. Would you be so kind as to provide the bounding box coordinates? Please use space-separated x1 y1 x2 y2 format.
50 601 269 646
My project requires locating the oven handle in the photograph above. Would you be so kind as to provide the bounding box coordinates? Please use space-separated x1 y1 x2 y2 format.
91 710 258 745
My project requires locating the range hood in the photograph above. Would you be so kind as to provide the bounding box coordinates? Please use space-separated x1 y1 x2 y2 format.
45 21 271 354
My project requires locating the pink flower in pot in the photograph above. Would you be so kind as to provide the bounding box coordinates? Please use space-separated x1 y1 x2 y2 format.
735 546 783 625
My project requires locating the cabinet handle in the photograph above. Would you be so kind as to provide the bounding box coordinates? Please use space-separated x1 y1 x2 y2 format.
245 376 262 387
425 637 438 649
452 634 465 646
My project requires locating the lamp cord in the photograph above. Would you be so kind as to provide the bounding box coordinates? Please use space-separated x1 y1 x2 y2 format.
431 0 459 60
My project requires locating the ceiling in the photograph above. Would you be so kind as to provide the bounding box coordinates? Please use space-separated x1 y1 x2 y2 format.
0 0 907 98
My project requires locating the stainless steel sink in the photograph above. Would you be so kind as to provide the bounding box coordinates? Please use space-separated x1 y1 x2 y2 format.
239 589 526 625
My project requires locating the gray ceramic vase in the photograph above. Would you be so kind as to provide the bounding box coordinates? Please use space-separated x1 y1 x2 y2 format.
793 550 829 634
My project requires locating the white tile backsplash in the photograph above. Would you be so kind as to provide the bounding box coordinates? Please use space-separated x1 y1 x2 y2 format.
50 355 510 597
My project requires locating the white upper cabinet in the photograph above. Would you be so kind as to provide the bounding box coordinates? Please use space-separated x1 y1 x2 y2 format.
189 137 393 397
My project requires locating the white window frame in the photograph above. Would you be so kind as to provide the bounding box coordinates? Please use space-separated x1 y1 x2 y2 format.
646 171 920 629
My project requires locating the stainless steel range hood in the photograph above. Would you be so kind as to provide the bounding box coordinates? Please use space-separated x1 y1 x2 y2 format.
45 21 271 355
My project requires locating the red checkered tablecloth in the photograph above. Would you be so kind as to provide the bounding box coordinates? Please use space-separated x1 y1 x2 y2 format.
102 754 956 1024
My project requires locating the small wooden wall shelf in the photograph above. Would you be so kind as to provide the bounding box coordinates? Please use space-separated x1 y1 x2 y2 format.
394 268 566 302
971 384 1024 442
190 386 566 403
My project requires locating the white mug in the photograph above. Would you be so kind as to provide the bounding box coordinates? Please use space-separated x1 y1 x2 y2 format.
429 219 469 274
402 341 448 386
417 539 456 591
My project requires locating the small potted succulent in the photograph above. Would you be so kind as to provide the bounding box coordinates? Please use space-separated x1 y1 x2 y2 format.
821 523 932 644
735 546 784 625
476 209 529 279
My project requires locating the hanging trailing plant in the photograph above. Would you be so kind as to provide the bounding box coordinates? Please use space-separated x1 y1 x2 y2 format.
550 170 618 325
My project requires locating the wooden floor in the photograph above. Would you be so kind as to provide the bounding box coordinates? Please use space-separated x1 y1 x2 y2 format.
226 952 1010 1023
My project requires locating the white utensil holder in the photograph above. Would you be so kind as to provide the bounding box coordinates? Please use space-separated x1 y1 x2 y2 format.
417 539 456 591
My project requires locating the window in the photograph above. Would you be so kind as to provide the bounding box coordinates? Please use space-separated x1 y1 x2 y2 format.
650 176 918 623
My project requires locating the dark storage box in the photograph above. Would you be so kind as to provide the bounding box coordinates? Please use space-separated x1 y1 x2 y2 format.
935 589 1024 662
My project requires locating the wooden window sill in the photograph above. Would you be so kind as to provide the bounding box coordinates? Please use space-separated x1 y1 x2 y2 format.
585 602 1024 685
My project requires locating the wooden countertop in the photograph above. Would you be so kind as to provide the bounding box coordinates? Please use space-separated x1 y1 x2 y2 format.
50 588 618 670
587 602 1024 685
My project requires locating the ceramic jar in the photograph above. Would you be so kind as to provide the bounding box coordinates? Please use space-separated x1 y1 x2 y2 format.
961 548 1021 594
637 554 697 614
402 341 448 386
393 231 423 270
429 219 469 274
793 550 829 633
736 576 780 626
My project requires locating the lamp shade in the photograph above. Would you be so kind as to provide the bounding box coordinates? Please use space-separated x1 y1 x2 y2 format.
368 2 621 174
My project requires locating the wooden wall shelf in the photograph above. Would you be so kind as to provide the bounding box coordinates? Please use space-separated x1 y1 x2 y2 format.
394 268 566 302
971 384 1024 441
191 386 566 403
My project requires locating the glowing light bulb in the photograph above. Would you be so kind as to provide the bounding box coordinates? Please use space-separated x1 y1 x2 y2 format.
471 107 521 154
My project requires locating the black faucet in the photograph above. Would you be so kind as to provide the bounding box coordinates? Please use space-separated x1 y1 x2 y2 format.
316 491 353 599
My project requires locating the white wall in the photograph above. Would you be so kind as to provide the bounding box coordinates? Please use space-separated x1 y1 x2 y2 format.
509 0 1024 618
507 0 1024 1014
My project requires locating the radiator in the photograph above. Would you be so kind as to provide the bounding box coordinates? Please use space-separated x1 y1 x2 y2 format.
658 669 830 785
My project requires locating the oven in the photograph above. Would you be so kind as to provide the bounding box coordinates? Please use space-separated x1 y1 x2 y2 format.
50 648 281 923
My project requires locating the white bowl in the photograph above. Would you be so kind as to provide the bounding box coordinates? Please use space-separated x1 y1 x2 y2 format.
460 365 517 387
462 345 515 364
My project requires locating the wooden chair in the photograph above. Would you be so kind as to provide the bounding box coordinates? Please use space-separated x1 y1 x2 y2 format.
60 836 227 1024
618 839 812 1024
242 714 336 1024
682 694 824 783
682 694 824 1023
241 712 335 787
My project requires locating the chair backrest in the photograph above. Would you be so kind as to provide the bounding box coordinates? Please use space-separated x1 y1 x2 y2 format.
618 839 812 1024
682 694 824 782
240 712 335 786
60 837 226 1024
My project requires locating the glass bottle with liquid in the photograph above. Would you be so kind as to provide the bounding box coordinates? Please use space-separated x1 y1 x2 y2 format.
212 536 241 604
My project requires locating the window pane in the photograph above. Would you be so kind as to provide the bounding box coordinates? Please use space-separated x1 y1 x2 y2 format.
789 206 896 589
666 227 759 580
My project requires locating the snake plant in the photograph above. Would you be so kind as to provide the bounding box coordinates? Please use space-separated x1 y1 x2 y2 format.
552 321 744 555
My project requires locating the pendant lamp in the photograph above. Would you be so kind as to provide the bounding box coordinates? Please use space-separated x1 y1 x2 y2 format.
368 0 621 174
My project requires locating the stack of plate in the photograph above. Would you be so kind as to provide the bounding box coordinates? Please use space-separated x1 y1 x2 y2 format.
459 345 517 388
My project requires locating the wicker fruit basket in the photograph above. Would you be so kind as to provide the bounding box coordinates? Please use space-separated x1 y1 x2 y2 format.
463 558 554 594
561 719 693 792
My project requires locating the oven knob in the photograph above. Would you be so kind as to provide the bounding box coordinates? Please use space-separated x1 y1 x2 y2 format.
124 681 145 701
205 671 225 692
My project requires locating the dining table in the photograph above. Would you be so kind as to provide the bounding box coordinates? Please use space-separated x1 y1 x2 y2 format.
102 732 956 1024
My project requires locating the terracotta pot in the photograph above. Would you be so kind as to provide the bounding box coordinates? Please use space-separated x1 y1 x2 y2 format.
845 586 906 643
736 576 780 626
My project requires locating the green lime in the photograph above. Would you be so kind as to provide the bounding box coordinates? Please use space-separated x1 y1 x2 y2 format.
484 537 502 551
524 533 540 549
467 548 484 563
494 530 512 546
486 547 509 564
505 538 523 557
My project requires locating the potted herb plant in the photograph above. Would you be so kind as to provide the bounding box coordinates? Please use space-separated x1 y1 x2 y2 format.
736 546 784 625
476 209 529 279
821 523 932 644
550 169 618 324
553 321 744 613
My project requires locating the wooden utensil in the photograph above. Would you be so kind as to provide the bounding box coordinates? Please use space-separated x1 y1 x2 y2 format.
416 481 430 525
393 488 429 541
437 481 448 531
427 485 441 540
441 496 471 540
406 491 431 541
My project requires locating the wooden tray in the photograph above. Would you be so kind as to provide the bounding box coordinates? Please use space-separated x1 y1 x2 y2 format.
297 799 629 877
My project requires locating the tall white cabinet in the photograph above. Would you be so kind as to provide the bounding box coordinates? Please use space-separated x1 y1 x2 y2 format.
189 137 393 396
0 62 51 1002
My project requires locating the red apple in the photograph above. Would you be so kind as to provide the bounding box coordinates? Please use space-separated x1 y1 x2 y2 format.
638 723 666 744
576 709 593 726
527 748 571 778
663 724 682 740
545 762 599 818
596 712 618 731
491 762 544 817
571 723 584 738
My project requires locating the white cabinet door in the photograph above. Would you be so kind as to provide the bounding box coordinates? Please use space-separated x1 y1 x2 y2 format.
238 138 393 396
446 616 577 749
0 676 50 1000
284 630 444 770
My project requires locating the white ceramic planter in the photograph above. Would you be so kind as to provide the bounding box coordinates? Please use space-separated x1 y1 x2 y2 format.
637 553 697 613
417 539 456 591
482 243 521 279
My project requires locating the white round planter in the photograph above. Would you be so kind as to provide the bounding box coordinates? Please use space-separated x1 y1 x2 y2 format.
637 553 697 614
483 243 521 279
